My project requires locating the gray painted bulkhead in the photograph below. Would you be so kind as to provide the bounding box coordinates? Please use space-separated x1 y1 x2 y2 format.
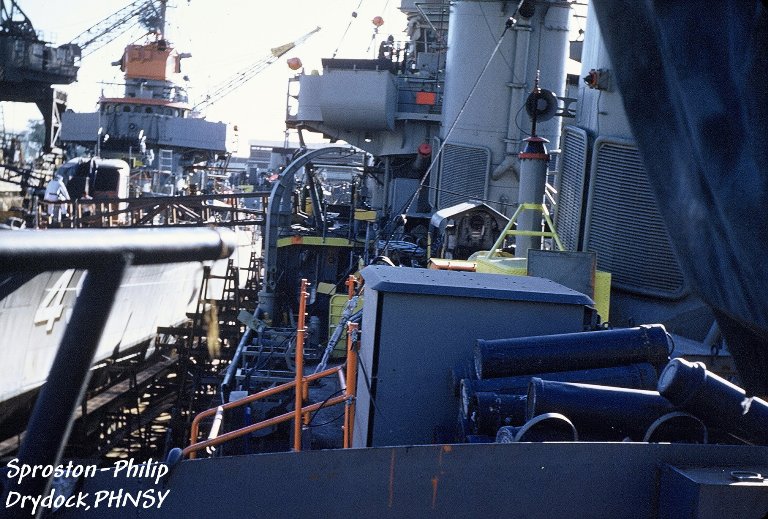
290 1 571 215
354 265 593 448
554 2 710 336
60 110 229 177
54 443 768 518
439 1 570 212
61 111 228 152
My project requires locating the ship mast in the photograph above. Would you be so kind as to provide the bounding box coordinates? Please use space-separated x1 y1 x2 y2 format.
158 0 166 39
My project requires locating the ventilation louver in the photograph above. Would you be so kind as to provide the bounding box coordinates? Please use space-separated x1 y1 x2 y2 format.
554 126 589 252
584 138 686 298
436 143 490 209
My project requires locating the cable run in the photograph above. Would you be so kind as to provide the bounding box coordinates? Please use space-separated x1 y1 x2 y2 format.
404 20 513 215
332 0 366 58
376 18 515 254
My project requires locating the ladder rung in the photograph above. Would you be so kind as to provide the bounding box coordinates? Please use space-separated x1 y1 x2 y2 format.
505 230 557 237
156 326 190 335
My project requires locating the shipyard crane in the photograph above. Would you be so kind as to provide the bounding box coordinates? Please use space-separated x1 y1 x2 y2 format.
0 0 78 152
0 0 34 39
65 0 165 59
192 26 321 113
0 0 162 153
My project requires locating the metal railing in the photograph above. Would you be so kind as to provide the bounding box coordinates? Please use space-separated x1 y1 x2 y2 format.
484 203 565 258
0 227 237 503
37 191 270 229
183 279 360 458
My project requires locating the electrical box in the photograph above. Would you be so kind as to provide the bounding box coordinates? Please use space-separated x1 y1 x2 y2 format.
354 265 594 447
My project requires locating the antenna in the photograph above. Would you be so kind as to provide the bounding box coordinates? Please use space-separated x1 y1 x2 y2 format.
524 70 558 135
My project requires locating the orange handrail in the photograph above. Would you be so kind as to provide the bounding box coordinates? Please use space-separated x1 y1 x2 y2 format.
183 279 361 458
343 322 359 448
294 279 308 451
183 364 344 458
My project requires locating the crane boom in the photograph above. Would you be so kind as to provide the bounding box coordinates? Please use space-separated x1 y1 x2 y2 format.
0 0 37 39
193 26 320 113
66 0 163 58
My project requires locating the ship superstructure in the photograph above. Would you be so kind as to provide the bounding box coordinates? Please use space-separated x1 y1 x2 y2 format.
60 1 231 193
2 1 768 517
288 0 570 219
256 0 577 333
283 0 726 345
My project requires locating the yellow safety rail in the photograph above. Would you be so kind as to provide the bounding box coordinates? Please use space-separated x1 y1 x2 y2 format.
484 202 565 258
183 280 360 458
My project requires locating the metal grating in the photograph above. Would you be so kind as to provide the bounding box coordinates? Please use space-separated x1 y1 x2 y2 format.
554 126 589 252
584 138 686 298
437 143 490 209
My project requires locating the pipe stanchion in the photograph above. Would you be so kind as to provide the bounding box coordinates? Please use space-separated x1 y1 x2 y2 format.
344 322 360 448
294 279 309 451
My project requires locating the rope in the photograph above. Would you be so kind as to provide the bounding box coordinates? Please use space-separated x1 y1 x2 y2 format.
377 19 515 251
332 0 366 58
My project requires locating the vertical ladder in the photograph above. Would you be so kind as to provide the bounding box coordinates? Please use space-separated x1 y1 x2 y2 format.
159 149 173 174
242 251 262 310
216 259 244 340
195 260 244 346
221 259 240 307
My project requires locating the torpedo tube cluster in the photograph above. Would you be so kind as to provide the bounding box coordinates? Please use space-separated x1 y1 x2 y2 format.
457 324 768 445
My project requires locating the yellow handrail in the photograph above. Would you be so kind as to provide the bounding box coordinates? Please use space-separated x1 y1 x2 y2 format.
484 202 565 258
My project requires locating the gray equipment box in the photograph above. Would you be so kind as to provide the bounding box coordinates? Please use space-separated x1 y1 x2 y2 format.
354 265 594 447
658 465 768 518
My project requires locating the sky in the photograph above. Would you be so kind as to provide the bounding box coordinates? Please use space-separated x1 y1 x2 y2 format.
3 0 408 154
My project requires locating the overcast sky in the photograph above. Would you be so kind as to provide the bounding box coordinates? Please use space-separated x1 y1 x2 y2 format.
3 0 407 153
